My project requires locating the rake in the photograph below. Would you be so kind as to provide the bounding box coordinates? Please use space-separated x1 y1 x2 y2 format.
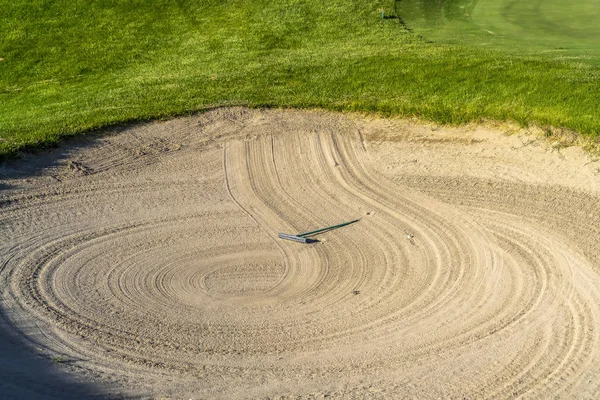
278 219 360 243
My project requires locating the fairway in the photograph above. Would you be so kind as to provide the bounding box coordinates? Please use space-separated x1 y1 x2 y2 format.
1 108 600 398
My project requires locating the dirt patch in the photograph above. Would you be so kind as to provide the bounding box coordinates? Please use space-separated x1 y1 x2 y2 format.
1 107 599 398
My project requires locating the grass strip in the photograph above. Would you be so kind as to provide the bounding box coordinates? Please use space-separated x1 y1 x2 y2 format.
1 0 598 160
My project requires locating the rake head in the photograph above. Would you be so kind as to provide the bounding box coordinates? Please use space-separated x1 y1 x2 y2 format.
277 233 318 243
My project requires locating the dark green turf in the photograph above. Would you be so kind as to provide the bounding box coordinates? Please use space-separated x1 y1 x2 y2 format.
1 0 598 160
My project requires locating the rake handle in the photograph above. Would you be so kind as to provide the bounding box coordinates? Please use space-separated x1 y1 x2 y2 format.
297 219 360 237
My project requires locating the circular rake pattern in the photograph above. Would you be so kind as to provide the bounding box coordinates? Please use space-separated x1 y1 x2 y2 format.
1 109 599 398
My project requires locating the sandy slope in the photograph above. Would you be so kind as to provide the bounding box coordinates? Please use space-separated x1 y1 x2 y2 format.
1 107 599 399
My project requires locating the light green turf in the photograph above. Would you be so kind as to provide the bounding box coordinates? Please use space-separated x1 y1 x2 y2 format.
472 0 600 51
0 0 599 160
399 0 600 57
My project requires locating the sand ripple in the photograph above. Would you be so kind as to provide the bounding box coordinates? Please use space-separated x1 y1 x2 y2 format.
1 108 599 398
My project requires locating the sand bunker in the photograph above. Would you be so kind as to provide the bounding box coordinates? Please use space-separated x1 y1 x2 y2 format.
1 108 600 398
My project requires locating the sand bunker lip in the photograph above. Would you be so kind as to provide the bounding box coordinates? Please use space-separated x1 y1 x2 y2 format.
1 107 600 399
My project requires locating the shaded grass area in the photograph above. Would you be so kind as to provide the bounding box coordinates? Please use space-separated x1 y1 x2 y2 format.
1 0 599 160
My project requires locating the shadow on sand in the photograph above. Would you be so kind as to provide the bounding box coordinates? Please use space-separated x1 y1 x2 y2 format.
0 127 122 190
0 126 144 399
0 308 118 399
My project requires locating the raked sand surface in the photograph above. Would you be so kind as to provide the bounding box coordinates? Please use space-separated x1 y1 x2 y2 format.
1 107 600 399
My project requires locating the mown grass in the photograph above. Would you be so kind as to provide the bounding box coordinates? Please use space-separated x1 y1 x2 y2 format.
1 0 599 160
399 0 600 59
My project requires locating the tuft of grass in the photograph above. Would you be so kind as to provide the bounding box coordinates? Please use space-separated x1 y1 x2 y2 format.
0 0 599 160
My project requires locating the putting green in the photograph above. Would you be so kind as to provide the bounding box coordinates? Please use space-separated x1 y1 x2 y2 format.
471 0 600 50
399 0 600 58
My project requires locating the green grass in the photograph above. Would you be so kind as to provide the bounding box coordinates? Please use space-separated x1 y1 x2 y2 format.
1 0 599 160
472 0 600 51
399 0 600 57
